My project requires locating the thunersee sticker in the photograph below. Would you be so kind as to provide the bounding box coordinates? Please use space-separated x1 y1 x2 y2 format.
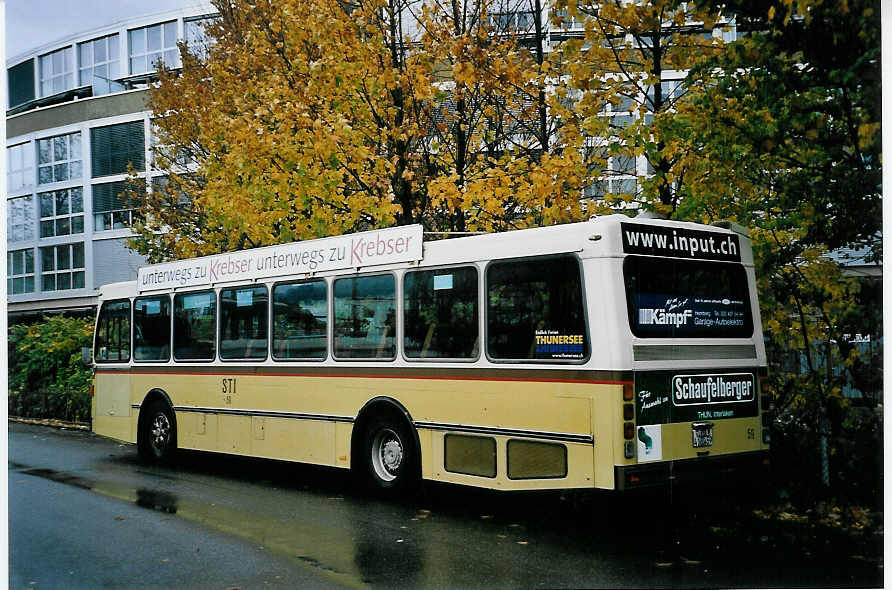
621 223 741 262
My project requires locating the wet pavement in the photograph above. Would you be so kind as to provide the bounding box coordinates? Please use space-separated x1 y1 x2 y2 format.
9 422 882 589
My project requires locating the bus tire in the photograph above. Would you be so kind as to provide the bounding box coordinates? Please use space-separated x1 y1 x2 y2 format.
361 413 419 494
138 399 177 463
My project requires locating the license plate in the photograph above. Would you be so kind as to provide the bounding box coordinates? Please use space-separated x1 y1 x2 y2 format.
692 422 714 448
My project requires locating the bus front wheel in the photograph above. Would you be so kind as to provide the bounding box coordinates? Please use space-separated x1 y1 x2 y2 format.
361 414 418 494
138 400 177 462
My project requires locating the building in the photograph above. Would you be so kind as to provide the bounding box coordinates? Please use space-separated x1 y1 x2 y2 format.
6 5 215 322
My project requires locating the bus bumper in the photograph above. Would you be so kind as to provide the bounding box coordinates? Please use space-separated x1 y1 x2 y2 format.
614 450 770 491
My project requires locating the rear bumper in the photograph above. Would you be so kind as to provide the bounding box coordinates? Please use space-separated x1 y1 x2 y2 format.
615 450 769 491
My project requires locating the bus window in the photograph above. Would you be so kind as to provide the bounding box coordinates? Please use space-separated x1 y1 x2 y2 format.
220 286 268 360
95 299 131 363
624 256 753 338
333 274 395 359
173 290 216 361
133 295 171 361
487 255 588 362
404 266 478 359
272 280 327 360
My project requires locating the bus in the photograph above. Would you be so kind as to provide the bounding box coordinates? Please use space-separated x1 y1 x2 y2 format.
91 214 770 494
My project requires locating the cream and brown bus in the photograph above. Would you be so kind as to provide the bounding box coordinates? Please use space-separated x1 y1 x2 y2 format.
91 215 770 494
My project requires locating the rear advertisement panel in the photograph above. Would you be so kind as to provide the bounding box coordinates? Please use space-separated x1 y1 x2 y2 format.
621 222 741 262
636 370 758 425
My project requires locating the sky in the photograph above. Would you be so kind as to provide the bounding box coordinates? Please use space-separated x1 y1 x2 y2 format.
5 0 208 59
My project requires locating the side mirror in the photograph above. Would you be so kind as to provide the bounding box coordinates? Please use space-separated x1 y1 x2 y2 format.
81 347 93 367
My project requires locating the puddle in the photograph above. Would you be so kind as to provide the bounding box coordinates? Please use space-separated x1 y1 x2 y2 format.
21 468 94 490
135 488 178 514
13 462 178 515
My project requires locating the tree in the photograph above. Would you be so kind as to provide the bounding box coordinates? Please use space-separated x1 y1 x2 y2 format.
131 0 599 261
553 0 726 213
133 0 409 261
660 0 881 491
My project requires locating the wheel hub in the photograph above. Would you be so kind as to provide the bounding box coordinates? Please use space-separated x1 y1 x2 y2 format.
371 428 403 482
151 413 170 451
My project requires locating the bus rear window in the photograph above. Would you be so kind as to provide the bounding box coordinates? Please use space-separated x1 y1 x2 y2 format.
487 255 588 362
624 256 753 338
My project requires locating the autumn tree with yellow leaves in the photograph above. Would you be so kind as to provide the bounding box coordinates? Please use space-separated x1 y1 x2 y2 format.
552 0 726 213
131 0 601 261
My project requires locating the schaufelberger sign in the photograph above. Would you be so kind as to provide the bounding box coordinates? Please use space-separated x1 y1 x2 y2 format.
672 373 756 406
621 222 741 262
137 225 423 292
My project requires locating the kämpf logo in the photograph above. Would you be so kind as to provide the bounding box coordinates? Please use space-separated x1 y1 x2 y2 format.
638 297 692 328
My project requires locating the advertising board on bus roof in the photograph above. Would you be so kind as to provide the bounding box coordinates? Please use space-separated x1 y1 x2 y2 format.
137 224 424 292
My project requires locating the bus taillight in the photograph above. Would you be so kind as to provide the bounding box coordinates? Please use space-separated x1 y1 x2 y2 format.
623 422 634 439
622 383 634 401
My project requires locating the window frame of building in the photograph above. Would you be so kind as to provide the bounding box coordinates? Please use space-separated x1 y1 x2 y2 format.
40 242 86 292
78 34 121 87
7 248 36 295
90 121 145 178
184 15 218 60
8 59 36 108
8 195 36 243
8 142 35 193
38 187 84 238
37 132 82 185
38 46 74 97
128 21 179 75
92 180 137 231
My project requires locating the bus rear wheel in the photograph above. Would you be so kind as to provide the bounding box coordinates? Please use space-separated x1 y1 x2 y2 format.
361 414 418 494
138 400 177 463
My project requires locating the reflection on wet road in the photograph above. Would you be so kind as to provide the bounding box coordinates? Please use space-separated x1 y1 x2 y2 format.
9 423 881 588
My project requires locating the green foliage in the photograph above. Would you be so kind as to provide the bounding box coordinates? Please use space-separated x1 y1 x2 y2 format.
8 316 94 422
664 0 881 415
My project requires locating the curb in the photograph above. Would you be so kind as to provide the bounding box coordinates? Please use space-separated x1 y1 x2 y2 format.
9 416 90 431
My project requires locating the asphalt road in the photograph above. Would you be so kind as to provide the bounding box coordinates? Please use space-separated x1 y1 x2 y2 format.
9 422 882 589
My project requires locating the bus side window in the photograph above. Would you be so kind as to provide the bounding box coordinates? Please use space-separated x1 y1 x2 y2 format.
272 280 327 360
173 290 216 361
486 255 588 362
404 266 478 359
333 274 395 360
133 295 171 361
95 299 131 363
219 285 268 360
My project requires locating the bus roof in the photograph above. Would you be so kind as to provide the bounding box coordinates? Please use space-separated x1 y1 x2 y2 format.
100 215 751 299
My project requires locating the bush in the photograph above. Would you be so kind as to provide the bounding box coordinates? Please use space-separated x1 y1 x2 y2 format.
8 315 94 423
770 403 883 508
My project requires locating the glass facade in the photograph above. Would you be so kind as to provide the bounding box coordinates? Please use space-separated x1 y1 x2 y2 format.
37 132 82 185
38 46 74 97
6 8 218 308
78 34 120 86
129 21 179 74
